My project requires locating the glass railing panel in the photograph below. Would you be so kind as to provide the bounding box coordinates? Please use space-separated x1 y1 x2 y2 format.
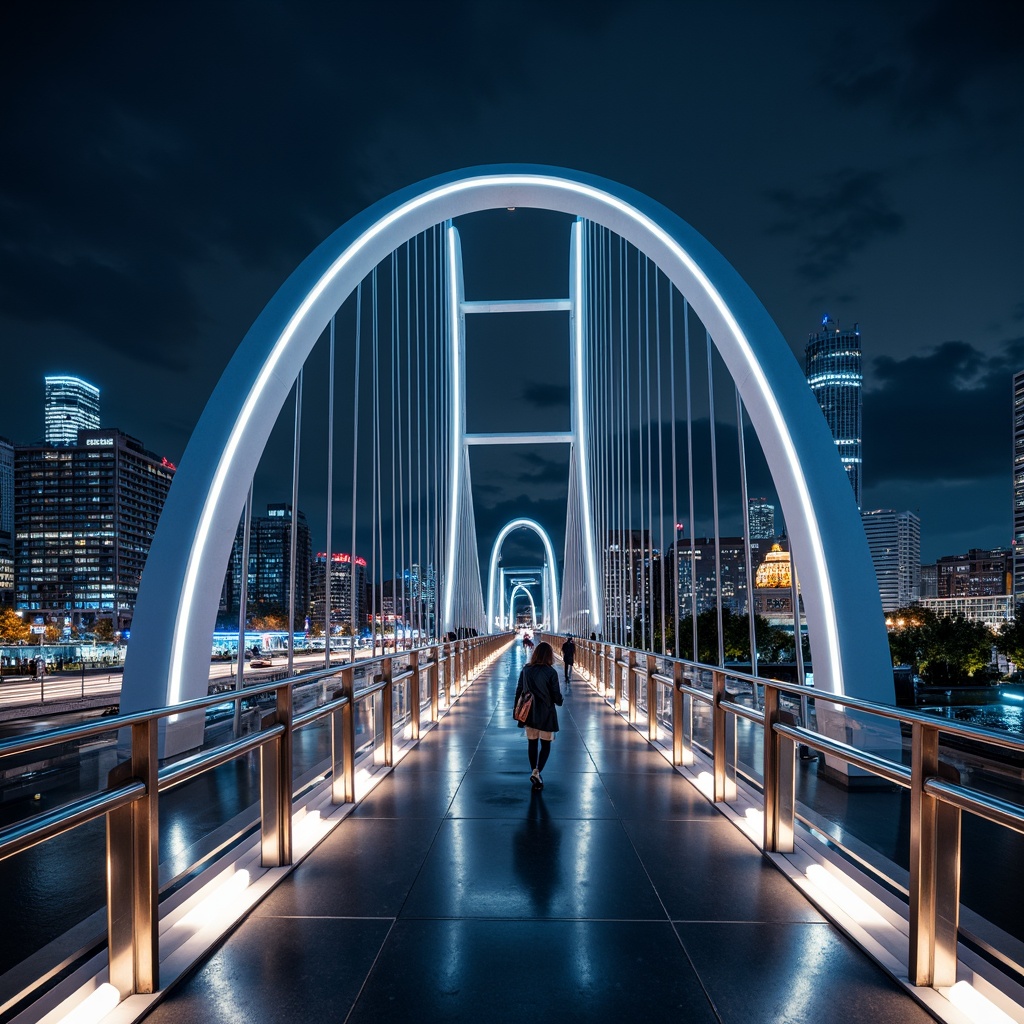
0 755 108 984
392 677 410 739
418 665 432 712
353 692 375 763
656 679 673 732
689 668 714 753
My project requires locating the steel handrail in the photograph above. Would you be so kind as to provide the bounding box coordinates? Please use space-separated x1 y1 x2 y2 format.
0 779 146 862
718 698 762 726
923 777 1024 837
159 724 285 792
773 721 913 789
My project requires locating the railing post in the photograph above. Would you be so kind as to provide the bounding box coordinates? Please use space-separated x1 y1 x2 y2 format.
382 656 394 766
762 685 795 853
430 644 440 721
106 717 159 997
612 646 622 707
712 670 736 802
260 681 293 866
909 722 961 987
625 649 637 723
672 661 683 764
331 666 355 804
409 650 421 740
646 654 658 741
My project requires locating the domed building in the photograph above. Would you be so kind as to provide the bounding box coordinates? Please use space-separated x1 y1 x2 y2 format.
752 543 803 625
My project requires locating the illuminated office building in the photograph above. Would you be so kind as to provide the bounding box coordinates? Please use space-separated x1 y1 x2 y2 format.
806 316 862 508
0 436 13 605
747 498 776 541
1013 370 1024 598
14 429 175 630
228 503 311 628
310 552 367 632
44 375 101 447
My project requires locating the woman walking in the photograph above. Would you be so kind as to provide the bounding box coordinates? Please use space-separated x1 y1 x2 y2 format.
513 641 563 789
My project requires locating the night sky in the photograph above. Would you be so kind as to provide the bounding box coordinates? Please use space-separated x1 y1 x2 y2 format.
1 1 1021 567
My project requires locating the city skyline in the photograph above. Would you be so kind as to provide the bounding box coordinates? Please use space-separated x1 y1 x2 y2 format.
1 2 1020 566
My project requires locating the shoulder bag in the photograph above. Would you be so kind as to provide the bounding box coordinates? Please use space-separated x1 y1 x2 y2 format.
513 671 534 723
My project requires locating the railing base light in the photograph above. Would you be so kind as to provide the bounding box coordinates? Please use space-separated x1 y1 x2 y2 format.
804 864 881 928
293 809 332 854
694 771 714 800
942 981 1018 1024
177 868 251 933
56 983 120 1024
740 807 764 843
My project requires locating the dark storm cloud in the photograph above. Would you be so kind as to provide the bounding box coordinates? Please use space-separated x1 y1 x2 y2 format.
522 383 570 409
765 172 904 282
821 0 1024 128
864 338 1024 485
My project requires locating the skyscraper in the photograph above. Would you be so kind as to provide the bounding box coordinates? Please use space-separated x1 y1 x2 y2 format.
747 498 776 540
1013 370 1024 598
0 436 13 605
310 552 367 633
14 429 175 629
861 509 920 612
229 503 311 628
805 316 862 508
44 375 101 446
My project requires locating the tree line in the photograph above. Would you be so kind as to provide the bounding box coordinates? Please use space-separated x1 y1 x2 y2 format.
887 606 1021 685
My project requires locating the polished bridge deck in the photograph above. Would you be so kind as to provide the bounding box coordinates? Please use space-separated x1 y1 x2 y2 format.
143 646 935 1023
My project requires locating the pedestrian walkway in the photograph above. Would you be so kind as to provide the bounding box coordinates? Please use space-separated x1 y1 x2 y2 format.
142 645 937 1023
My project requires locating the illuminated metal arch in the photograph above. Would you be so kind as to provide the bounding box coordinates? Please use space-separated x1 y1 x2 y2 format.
485 518 560 634
123 164 892 751
508 584 538 630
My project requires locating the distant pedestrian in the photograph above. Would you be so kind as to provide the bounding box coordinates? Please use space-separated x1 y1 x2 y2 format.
561 635 576 687
522 633 534 653
513 641 563 789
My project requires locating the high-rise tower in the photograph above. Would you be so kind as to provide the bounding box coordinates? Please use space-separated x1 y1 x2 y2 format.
44 375 100 446
805 316 862 508
1013 370 1024 597
861 509 920 612
747 498 776 540
0 436 13 605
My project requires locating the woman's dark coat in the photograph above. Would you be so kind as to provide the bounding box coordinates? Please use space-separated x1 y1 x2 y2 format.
514 664 563 732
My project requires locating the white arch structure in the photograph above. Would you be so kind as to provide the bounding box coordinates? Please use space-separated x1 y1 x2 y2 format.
485 518 560 634
122 165 892 754
508 584 538 630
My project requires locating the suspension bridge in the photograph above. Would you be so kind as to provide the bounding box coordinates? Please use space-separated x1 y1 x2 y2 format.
1 167 1021 1024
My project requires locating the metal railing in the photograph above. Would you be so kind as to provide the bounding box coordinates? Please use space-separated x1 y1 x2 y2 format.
0 633 508 1008
547 634 1024 992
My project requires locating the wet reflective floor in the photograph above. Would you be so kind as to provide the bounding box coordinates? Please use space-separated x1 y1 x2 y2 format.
144 647 936 1023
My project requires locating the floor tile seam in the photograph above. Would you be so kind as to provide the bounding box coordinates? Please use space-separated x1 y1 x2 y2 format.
256 914 397 921
670 919 833 926
393 914 676 923
669 920 726 1024
341 917 398 1024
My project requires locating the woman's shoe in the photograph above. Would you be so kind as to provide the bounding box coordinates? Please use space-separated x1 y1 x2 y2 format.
530 768 543 789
